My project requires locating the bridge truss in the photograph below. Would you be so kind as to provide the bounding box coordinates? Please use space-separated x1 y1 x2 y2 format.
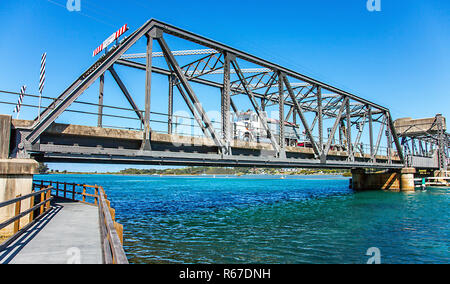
396 114 449 171
8 19 406 169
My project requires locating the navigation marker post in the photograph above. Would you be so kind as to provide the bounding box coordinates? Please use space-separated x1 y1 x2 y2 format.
13 85 27 119
38 52 46 121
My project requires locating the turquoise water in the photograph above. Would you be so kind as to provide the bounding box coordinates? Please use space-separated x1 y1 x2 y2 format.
36 174 449 264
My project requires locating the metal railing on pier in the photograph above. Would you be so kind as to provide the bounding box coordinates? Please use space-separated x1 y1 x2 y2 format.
0 187 53 250
33 180 128 264
414 177 450 189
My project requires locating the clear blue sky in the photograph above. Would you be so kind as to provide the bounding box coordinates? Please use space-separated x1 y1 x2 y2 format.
0 0 449 172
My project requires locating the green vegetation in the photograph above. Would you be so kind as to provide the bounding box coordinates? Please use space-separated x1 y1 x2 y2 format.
342 172 353 177
38 163 49 174
46 166 350 177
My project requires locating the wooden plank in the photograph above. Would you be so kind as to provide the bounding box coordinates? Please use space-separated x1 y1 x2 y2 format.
13 195 21 234
109 208 115 221
29 195 35 223
114 222 124 244
40 192 45 215
46 190 51 210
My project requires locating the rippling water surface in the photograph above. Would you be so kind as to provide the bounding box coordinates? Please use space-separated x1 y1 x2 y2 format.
36 174 449 264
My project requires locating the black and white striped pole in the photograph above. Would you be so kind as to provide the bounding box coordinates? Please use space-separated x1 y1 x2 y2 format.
13 85 26 119
38 52 46 121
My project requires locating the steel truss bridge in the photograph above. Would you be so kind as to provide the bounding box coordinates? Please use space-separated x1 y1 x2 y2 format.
2 19 448 170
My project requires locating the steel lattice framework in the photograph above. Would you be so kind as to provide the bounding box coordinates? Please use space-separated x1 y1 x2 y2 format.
395 114 449 171
9 19 411 169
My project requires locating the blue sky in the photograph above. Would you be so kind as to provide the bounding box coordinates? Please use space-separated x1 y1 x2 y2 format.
0 0 449 172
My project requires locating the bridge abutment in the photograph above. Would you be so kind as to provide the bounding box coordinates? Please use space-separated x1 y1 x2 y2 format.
351 168 416 192
0 115 39 238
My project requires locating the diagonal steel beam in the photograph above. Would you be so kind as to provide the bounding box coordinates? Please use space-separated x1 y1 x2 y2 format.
159 46 210 138
174 81 210 138
388 111 405 162
282 74 320 157
323 97 347 160
374 115 387 157
97 74 104 127
231 58 280 153
156 35 225 152
26 20 157 144
109 66 145 125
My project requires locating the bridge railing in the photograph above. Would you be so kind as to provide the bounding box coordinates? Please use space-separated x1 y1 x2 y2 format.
1 89 396 157
0 187 53 250
33 180 128 264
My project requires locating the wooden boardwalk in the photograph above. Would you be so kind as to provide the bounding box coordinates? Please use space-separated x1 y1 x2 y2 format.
0 200 102 264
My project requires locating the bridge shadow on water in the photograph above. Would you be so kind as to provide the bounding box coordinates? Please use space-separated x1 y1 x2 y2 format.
0 202 63 264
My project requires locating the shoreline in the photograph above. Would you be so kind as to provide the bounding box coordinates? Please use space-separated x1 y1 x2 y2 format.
38 173 351 178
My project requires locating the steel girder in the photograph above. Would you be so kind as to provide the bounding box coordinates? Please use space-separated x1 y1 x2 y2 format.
18 19 404 167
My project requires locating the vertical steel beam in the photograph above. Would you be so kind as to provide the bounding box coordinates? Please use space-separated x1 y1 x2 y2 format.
345 99 353 161
368 105 374 160
97 74 104 128
222 52 232 154
168 75 174 134
278 72 285 157
157 35 225 152
437 114 447 171
317 86 323 153
142 34 154 150
386 123 392 164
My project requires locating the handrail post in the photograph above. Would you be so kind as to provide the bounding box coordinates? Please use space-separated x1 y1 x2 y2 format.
13 195 22 234
29 195 35 223
40 192 45 215
46 189 51 210
82 186 86 202
64 182 67 199
72 184 76 200
94 185 99 205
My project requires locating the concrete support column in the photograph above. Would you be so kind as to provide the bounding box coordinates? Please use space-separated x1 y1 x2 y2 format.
399 168 416 192
0 115 39 238
0 160 39 238
0 115 11 159
351 168 416 192
351 169 366 191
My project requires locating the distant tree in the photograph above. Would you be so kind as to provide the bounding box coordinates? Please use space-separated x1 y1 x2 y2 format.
38 163 49 174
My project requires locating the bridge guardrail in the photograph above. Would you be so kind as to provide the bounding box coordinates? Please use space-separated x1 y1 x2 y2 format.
0 187 53 250
33 180 128 264
0 89 396 160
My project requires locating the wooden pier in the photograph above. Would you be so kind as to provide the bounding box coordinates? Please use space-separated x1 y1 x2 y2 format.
415 177 450 189
0 181 127 264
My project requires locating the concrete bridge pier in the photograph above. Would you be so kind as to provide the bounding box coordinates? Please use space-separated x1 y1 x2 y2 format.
0 115 38 238
351 168 416 192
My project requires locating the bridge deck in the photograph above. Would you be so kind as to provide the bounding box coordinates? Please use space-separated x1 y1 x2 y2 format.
12 119 405 169
0 200 102 264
